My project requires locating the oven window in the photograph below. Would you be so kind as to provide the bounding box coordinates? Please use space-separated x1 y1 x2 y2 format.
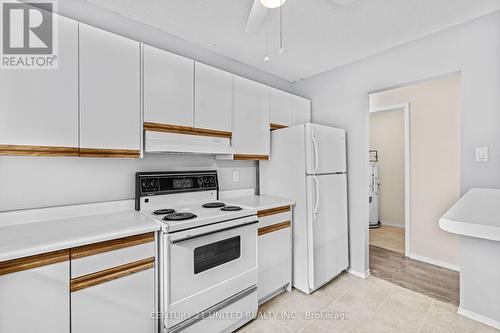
194 236 241 274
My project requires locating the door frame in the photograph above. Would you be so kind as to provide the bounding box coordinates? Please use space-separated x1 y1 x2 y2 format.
369 103 410 257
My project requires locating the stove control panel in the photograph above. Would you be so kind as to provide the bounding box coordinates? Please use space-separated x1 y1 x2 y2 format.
136 171 218 197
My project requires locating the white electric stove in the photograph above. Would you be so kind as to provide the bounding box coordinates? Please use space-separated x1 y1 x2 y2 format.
135 171 258 333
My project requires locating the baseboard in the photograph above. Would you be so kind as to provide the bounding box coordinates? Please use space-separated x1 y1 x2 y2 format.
457 307 500 329
347 268 371 279
409 253 459 272
379 220 405 228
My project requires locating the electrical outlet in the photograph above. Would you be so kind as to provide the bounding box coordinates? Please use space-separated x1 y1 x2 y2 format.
233 171 239 182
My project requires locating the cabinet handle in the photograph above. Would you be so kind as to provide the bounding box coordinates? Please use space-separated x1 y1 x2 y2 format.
0 250 69 276
258 221 291 236
71 232 155 259
70 257 154 292
257 205 291 218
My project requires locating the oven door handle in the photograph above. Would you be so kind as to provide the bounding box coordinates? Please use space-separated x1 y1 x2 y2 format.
170 220 258 244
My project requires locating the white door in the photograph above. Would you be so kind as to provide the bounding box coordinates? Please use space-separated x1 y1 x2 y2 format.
0 260 70 333
233 76 270 157
0 15 78 150
79 23 141 152
71 268 155 333
143 45 194 127
305 123 346 174
270 88 293 127
306 174 348 291
194 62 233 133
292 96 311 126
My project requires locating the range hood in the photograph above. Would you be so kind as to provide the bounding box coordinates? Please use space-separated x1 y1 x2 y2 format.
144 131 233 155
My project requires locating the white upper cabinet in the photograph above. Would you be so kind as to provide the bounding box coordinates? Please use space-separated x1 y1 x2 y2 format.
143 45 194 127
233 76 270 158
194 62 233 133
292 95 311 125
0 15 78 154
270 88 293 128
79 23 141 155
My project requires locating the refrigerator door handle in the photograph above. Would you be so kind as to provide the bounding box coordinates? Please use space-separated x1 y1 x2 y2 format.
312 133 319 174
313 175 320 220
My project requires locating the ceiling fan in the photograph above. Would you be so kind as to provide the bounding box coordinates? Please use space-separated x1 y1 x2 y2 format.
245 0 356 34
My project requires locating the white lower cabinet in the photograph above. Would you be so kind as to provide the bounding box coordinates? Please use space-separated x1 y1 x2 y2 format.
0 254 70 333
71 268 155 333
70 233 157 333
257 208 292 303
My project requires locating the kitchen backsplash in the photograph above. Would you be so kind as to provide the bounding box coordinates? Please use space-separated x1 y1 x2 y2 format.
0 155 256 212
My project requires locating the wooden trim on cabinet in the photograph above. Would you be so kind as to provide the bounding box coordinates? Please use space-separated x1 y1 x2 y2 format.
258 221 291 236
270 123 288 131
71 232 155 260
0 250 70 276
233 154 269 161
257 205 291 218
144 122 232 139
194 127 232 139
79 148 140 158
144 122 194 135
70 257 155 292
0 144 79 157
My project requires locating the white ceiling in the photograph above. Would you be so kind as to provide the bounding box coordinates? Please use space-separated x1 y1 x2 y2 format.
85 0 500 82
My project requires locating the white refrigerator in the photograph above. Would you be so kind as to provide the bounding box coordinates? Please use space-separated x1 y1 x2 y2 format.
260 123 348 294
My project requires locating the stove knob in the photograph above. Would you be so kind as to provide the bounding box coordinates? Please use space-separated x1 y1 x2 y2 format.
142 180 150 188
197 177 204 186
150 179 157 187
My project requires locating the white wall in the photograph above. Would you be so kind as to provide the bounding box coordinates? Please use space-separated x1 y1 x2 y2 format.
369 110 405 227
0 155 256 211
293 11 500 274
0 0 293 213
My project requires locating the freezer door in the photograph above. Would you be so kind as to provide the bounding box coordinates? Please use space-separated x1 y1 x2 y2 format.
306 173 349 291
305 123 346 174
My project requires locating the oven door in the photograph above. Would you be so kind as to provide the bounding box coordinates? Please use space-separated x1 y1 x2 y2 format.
164 216 258 328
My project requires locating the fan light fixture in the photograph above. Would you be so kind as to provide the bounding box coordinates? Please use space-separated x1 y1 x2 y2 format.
259 0 286 9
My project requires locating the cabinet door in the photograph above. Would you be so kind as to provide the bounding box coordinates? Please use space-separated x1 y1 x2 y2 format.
79 24 140 157
233 76 270 159
71 266 155 333
0 252 70 333
0 15 78 156
258 227 291 301
292 96 311 125
143 45 194 127
194 62 233 133
270 88 293 128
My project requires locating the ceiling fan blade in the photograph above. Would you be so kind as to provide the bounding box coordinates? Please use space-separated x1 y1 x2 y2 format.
329 0 356 5
245 0 267 34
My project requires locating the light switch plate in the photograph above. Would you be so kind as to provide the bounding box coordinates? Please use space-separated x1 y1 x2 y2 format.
233 171 239 182
475 147 488 162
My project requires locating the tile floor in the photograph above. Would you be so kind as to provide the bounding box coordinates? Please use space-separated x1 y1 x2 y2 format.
369 224 405 253
238 273 498 333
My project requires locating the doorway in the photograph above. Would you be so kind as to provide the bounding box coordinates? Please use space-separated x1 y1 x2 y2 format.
368 103 409 255
366 74 461 304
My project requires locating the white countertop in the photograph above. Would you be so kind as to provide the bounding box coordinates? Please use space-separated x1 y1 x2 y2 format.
227 195 295 211
439 188 500 242
0 202 160 262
